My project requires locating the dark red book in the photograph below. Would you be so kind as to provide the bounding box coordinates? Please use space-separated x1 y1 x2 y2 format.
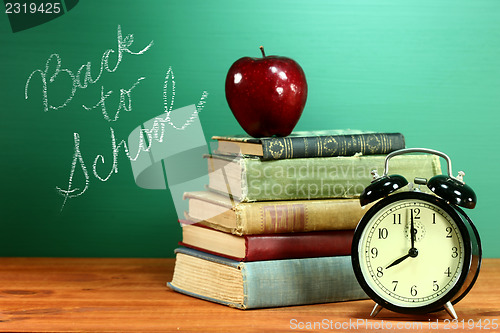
179 222 354 262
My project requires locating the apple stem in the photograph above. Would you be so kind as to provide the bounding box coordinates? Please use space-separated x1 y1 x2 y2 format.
259 46 266 57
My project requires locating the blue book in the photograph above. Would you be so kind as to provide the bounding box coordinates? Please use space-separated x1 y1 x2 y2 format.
167 247 367 309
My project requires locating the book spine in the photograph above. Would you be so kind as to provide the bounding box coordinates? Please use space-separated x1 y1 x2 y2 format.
233 199 368 235
168 249 245 309
260 133 405 160
179 230 353 261
244 230 354 261
168 248 367 309
241 154 441 201
241 255 367 309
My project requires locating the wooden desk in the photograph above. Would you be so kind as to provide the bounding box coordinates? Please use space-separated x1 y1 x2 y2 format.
0 258 498 332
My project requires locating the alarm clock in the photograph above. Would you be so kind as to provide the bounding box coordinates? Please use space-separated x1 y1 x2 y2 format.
351 148 481 319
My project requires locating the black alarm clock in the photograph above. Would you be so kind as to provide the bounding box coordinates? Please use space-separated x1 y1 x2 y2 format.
351 148 481 319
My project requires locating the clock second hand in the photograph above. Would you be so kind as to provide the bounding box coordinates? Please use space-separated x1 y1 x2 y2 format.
386 208 419 269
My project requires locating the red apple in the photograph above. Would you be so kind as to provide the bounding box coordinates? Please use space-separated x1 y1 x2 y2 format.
225 47 307 137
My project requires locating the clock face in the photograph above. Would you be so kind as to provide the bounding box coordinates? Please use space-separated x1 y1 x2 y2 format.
354 194 471 311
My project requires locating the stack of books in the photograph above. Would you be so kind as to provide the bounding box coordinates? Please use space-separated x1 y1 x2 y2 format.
167 130 442 309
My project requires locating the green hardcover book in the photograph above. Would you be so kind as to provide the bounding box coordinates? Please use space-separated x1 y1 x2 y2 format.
167 247 367 309
206 154 442 202
213 130 405 160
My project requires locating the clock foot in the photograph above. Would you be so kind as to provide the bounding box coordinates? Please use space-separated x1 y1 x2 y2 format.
370 303 383 317
444 301 458 320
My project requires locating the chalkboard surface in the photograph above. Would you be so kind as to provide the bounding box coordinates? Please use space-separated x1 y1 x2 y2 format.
1 0 499 257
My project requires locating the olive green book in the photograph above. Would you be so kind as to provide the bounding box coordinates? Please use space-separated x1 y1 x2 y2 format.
206 154 441 202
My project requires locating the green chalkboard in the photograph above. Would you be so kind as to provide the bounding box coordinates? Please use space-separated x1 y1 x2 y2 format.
1 0 499 258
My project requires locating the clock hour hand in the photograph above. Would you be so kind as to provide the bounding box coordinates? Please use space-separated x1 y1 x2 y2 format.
386 253 410 269
386 248 418 269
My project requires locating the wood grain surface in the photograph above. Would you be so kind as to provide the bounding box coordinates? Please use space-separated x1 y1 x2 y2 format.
0 258 498 332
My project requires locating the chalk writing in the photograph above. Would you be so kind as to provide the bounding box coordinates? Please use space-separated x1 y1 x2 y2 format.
55 67 209 211
56 126 142 211
163 66 209 130
55 133 89 210
25 25 209 211
24 25 153 116
82 77 145 122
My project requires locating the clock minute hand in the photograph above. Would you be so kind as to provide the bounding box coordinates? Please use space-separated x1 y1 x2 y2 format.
410 208 415 249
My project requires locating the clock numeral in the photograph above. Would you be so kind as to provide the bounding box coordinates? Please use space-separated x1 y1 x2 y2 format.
392 213 401 225
432 213 436 224
392 280 398 292
444 267 451 277
378 228 388 239
370 247 378 259
410 285 418 296
412 208 421 219
451 247 458 258
446 227 453 238
376 266 383 278
433 280 439 292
